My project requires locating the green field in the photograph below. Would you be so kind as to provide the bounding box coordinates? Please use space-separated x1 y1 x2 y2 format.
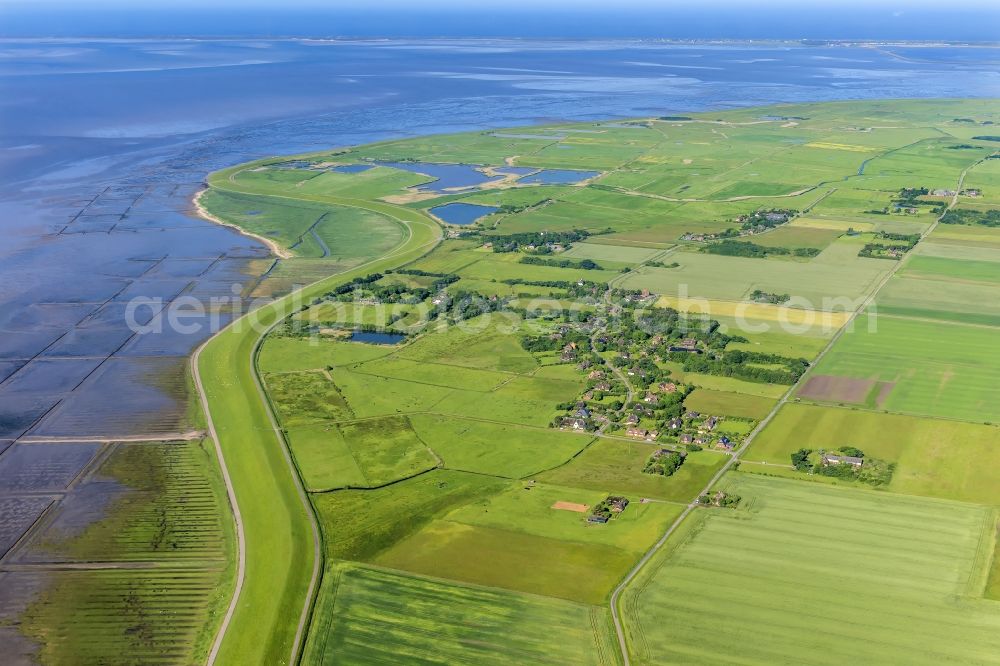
684 388 777 419
304 564 620 665
619 474 1000 665
810 313 1000 422
410 414 593 477
620 238 892 307
537 438 727 502
745 403 1000 505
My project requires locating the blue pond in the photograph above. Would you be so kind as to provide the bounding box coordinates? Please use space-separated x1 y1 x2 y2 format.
350 330 406 345
430 202 499 225
492 166 538 176
375 161 500 192
332 164 374 174
518 169 600 185
491 132 565 140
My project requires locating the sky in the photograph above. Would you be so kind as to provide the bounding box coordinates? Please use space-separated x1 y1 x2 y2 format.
1 0 999 40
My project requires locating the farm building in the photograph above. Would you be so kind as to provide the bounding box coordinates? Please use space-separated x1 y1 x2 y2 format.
653 448 685 460
821 454 863 468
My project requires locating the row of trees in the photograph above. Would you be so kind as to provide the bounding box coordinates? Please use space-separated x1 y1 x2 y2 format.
703 239 820 259
520 256 602 270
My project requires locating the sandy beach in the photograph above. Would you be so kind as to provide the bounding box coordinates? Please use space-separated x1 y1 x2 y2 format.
192 188 294 259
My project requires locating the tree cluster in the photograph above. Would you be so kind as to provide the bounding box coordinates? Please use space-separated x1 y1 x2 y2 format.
643 450 685 476
672 349 809 385
488 229 589 253
520 256 601 270
703 239 819 259
941 208 1000 227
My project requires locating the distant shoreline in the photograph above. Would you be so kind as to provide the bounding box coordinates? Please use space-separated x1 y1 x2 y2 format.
1 36 999 48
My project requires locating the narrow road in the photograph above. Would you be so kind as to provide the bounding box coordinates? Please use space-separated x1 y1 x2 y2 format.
590 288 634 435
607 156 985 666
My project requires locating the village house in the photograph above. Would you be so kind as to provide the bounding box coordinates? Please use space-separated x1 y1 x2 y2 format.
669 339 701 354
704 416 719 431
715 436 734 451
658 382 678 393
595 381 612 391
822 454 863 468
587 370 604 380
626 427 647 438
609 497 629 513
643 393 657 403
668 418 683 430
625 413 640 426
562 417 587 430
680 434 694 444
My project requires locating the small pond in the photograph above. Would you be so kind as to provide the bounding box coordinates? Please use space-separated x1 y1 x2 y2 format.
492 166 539 176
374 161 501 192
331 164 374 174
429 202 499 226
518 169 600 185
491 132 566 140
350 330 405 345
